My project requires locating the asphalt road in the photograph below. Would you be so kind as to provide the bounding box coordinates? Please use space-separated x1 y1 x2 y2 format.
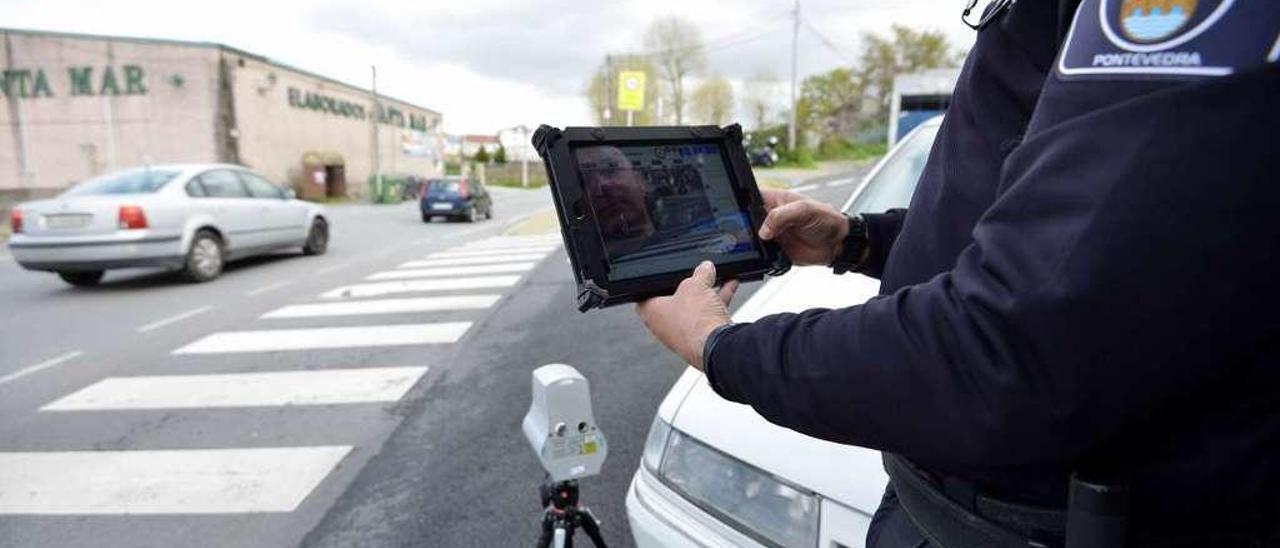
0 167 866 548
300 169 866 548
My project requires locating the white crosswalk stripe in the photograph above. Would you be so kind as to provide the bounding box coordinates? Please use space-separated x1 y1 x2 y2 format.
399 255 546 268
0 446 352 514
40 367 430 411
366 262 535 281
4 231 559 526
321 275 520 299
262 295 501 319
172 323 471 354
428 246 557 259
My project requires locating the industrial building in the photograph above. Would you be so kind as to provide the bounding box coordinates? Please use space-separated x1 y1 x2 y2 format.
0 27 444 204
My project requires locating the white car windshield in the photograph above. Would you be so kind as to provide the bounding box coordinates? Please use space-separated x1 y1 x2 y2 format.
844 123 941 215
62 169 182 196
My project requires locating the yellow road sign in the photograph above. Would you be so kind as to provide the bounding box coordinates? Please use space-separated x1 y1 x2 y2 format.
617 71 646 112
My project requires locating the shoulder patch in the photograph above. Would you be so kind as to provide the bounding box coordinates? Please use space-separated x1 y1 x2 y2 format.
1057 0 1280 80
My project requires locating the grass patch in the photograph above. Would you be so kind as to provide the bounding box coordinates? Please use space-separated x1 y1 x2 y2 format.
489 177 548 189
0 224 9 242
754 177 791 190
815 140 887 162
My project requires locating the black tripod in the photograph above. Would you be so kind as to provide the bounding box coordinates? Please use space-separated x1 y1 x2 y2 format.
536 479 607 548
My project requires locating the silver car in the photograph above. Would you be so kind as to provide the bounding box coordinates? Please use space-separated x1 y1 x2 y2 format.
7 163 329 286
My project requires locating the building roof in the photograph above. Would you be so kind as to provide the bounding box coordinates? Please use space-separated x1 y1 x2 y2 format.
462 135 500 144
0 26 441 117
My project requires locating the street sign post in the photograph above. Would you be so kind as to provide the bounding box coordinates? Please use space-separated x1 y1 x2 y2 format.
616 71 645 126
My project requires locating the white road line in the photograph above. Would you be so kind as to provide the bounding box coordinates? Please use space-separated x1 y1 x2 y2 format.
0 351 84 386
137 305 213 333
172 322 471 354
246 280 294 296
321 276 520 299
825 178 857 187
0 446 351 514
400 254 547 268
792 184 819 193
315 262 351 275
461 237 562 249
366 262 535 281
41 366 430 411
262 295 500 319
429 246 557 259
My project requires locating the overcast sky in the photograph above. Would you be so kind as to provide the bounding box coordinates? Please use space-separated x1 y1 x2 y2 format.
5 0 975 134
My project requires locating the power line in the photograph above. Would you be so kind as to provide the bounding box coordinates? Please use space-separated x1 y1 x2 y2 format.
802 18 858 65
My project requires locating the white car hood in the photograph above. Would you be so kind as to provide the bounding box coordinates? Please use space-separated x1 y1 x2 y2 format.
669 266 890 514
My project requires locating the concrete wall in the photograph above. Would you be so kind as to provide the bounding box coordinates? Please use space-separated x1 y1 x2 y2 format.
228 53 443 200
0 31 220 201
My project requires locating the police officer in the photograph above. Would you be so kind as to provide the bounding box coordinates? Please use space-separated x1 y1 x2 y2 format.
636 0 1280 545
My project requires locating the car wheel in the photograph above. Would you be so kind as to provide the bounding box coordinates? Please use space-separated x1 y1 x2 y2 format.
422 212 431 223
466 207 477 223
485 205 493 220
302 218 329 256
57 270 104 287
182 230 224 283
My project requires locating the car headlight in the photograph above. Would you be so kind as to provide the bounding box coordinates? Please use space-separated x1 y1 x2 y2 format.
643 417 820 548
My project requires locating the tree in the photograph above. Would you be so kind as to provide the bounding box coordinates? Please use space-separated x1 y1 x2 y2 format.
691 75 734 126
796 25 960 145
642 16 706 125
583 54 662 125
858 25 957 124
797 68 867 143
494 144 507 164
473 145 490 164
741 71 781 131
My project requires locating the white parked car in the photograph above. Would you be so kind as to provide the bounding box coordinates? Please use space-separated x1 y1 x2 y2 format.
7 163 329 286
626 117 943 548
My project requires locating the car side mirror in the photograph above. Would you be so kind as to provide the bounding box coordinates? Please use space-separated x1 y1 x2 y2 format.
284 189 297 200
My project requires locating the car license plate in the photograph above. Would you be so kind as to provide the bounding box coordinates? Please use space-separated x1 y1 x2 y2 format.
431 202 453 211
44 214 92 229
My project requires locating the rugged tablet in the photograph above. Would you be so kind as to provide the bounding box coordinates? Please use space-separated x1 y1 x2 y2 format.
532 124 789 312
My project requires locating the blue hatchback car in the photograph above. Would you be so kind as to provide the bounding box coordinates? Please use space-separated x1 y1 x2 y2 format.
419 176 493 223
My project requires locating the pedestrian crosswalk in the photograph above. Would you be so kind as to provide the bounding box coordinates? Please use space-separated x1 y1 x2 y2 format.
0 233 562 521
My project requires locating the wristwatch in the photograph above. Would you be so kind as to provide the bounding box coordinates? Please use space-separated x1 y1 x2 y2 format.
830 213 870 275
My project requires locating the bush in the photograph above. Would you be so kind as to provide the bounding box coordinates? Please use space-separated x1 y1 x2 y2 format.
815 139 887 162
775 147 817 168
494 144 507 164
473 146 490 163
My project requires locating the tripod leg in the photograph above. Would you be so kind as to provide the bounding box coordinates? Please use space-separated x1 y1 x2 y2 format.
537 511 555 548
577 508 608 548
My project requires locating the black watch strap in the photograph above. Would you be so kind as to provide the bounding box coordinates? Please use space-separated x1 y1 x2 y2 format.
830 213 869 275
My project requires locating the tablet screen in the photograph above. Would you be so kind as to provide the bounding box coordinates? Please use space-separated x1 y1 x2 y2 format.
574 143 762 281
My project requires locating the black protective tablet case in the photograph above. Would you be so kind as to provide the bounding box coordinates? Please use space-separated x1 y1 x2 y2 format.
532 123 790 311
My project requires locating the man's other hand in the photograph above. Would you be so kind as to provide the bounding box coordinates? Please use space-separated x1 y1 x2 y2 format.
636 261 737 370
759 188 848 265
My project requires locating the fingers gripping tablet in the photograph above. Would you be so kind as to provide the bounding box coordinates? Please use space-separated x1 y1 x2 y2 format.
533 124 790 312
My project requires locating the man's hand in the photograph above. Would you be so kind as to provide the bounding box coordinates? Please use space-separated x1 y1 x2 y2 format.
636 261 738 370
759 188 848 265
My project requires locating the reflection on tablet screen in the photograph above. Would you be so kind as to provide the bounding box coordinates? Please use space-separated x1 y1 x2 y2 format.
575 143 762 281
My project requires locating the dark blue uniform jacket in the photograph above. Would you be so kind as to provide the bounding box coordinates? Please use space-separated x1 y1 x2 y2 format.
706 0 1279 538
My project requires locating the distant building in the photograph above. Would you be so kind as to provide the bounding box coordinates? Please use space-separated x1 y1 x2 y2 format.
460 135 500 159
496 127 536 163
0 27 445 203
888 68 960 146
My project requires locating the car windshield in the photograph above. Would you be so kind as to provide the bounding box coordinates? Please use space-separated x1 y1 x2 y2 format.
844 122 941 215
427 180 462 193
61 169 181 197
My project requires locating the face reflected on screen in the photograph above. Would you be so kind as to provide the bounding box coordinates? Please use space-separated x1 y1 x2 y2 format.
578 146 654 253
